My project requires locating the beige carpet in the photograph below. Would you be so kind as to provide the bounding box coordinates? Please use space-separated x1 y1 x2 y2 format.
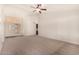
1 36 79 55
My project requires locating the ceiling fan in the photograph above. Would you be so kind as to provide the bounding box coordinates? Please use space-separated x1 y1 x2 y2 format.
31 4 47 14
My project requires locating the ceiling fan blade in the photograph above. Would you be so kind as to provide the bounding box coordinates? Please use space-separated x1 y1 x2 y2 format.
36 4 42 8
40 8 47 11
39 11 42 14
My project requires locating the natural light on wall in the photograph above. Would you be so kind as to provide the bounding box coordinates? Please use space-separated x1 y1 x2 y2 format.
0 5 5 53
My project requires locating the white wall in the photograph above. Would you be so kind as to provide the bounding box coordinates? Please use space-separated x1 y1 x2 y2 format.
3 5 36 36
39 5 79 44
0 5 5 52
